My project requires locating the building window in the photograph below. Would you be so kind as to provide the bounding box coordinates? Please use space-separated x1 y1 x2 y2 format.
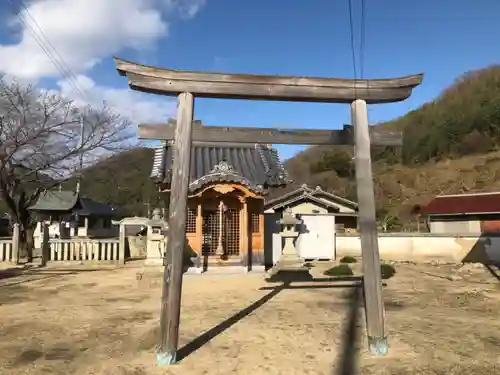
102 218 111 229
186 208 197 233
87 216 98 229
251 212 260 233
77 215 86 227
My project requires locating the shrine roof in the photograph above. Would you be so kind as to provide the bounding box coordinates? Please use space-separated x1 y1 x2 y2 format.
150 142 289 193
29 190 80 212
29 191 118 217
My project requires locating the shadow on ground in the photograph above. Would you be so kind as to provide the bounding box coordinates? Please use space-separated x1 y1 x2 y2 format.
174 270 364 375
0 265 112 288
484 264 500 281
335 285 362 375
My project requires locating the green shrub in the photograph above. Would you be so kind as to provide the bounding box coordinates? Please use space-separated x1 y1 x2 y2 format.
324 264 354 277
381 264 396 280
339 256 357 264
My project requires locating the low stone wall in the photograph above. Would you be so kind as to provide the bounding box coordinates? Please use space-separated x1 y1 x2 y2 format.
336 233 500 264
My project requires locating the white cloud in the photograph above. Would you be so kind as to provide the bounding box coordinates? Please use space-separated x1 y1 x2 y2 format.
0 0 206 80
57 74 177 125
0 0 205 126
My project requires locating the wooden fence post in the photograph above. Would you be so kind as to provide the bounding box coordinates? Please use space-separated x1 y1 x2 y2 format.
351 98 387 356
11 224 20 264
157 92 195 366
119 224 126 264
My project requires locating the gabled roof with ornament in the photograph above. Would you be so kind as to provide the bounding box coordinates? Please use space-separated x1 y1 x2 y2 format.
264 184 358 213
150 141 289 194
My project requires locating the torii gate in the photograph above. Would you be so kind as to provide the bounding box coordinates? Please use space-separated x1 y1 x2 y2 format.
114 57 423 365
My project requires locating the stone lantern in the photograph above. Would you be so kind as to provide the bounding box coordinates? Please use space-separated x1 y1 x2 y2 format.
267 207 311 282
276 208 303 268
144 209 169 266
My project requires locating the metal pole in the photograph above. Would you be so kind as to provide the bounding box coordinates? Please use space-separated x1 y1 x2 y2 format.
75 115 84 195
74 115 84 236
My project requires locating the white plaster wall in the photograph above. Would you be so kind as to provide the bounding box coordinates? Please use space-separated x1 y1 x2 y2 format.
336 234 500 264
289 202 328 215
430 220 481 234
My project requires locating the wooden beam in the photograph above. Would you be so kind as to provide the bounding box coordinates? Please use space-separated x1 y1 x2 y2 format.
114 57 424 104
351 99 387 356
138 123 402 147
157 92 195 366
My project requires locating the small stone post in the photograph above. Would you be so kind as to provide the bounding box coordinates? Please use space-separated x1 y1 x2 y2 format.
118 223 126 265
11 224 20 264
41 222 50 267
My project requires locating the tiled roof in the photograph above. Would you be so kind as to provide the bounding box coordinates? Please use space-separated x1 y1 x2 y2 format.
29 191 117 216
150 142 288 193
264 184 358 211
78 198 118 217
422 192 500 215
29 191 79 212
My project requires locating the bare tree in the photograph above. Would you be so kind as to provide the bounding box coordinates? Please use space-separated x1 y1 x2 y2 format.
376 208 401 233
0 75 133 261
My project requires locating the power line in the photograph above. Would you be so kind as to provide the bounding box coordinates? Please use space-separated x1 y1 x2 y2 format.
347 0 367 80
347 0 358 80
5 0 93 196
19 2 88 99
360 0 366 78
5 0 90 101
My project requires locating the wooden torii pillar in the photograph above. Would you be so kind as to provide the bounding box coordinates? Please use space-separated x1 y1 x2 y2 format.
114 57 423 364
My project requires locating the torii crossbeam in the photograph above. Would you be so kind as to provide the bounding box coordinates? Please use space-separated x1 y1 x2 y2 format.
139 121 403 146
114 57 423 365
115 57 422 104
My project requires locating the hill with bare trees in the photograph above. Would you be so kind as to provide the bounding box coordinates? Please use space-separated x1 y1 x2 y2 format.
5 66 500 229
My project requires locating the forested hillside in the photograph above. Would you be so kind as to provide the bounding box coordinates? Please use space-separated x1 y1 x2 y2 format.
274 66 500 225
391 66 500 163
75 148 160 216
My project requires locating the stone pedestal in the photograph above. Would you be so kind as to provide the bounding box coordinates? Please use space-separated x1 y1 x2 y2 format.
278 229 302 268
144 240 166 266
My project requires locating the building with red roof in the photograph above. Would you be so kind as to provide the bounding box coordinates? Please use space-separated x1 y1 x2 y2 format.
421 192 500 233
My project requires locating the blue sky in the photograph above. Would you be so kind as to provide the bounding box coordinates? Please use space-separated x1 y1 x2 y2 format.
1 0 499 159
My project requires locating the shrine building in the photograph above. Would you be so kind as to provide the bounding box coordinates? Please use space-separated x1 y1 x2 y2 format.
150 141 288 269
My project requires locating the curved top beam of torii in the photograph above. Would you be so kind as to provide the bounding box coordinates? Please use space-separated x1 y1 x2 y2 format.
114 57 423 104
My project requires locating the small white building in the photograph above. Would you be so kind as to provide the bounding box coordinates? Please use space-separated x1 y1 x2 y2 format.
263 184 358 268
422 192 500 234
